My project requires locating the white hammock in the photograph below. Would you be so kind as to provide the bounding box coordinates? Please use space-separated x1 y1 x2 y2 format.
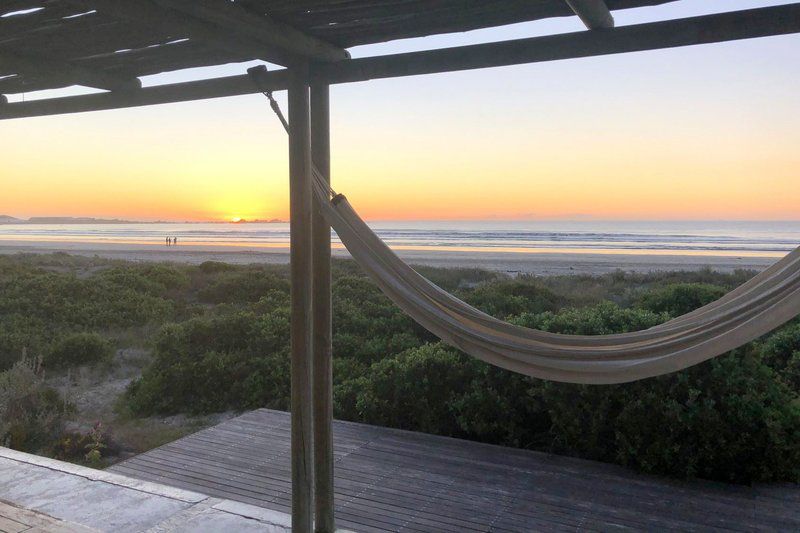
310 170 800 384
256 90 800 384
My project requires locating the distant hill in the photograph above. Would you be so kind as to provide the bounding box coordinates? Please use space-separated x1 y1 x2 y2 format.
1 215 143 224
24 217 136 224
230 218 286 224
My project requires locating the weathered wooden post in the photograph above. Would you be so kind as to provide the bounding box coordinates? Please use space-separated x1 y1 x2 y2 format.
311 81 334 533
288 65 314 533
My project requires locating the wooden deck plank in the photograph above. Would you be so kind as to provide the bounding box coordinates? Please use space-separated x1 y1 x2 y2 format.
109 408 800 533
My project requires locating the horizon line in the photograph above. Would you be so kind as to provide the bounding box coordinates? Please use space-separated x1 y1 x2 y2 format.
2 215 800 225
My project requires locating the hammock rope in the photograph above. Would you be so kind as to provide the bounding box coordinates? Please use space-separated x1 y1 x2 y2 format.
257 92 800 384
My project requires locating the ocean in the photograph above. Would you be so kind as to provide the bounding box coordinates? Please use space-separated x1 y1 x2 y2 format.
0 220 798 258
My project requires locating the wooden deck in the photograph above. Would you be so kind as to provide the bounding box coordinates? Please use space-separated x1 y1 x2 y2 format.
109 409 800 532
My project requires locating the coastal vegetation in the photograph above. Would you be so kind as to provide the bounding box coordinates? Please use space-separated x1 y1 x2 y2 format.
0 253 798 483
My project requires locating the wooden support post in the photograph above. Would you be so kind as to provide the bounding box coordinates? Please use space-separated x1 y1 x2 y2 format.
311 82 334 533
288 65 314 533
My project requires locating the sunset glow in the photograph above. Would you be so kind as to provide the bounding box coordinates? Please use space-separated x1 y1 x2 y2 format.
1 1 798 223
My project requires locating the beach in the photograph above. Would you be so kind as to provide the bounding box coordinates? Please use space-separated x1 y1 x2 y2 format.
0 240 777 276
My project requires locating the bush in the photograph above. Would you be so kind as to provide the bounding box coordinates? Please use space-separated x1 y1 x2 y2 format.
54 422 119 467
612 349 800 483
536 348 800 483
31 251 784 484
513 301 666 335
638 283 727 317
347 343 479 435
198 270 289 304
760 322 800 388
332 276 421 363
125 310 291 415
0 358 74 452
45 332 113 369
198 261 236 274
0 258 178 371
336 300 800 483
0 314 49 370
462 278 561 319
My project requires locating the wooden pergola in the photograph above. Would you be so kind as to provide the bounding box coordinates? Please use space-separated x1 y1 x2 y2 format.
2 2 799 531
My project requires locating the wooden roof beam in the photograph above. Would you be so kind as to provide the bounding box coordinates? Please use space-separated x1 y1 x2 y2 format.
565 0 614 29
0 51 141 92
67 0 348 66
3 3 799 120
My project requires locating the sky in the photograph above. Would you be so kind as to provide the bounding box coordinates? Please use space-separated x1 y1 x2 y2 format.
1 0 798 222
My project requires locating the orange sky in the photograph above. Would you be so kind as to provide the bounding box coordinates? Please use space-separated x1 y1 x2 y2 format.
1 2 798 222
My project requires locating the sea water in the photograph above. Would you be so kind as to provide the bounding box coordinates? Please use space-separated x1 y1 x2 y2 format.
1 220 798 258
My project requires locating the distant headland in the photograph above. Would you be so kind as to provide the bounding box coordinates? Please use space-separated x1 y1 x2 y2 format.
229 218 285 224
0 216 138 224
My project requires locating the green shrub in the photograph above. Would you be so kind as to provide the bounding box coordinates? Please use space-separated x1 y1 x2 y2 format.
125 310 291 415
198 261 236 274
0 258 178 372
462 278 561 319
335 301 800 483
0 314 49 370
348 343 478 435
54 422 118 467
17 251 778 484
332 276 421 362
638 283 727 317
615 349 800 483
0 358 74 452
760 322 800 388
198 270 289 304
513 301 666 335
413 266 500 292
45 332 113 369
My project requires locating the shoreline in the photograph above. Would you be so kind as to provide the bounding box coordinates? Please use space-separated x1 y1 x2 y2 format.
0 241 778 276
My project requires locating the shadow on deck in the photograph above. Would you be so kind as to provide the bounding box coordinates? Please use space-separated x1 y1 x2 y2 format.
109 408 800 532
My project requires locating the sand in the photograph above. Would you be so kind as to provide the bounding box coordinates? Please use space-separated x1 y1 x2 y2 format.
0 240 778 276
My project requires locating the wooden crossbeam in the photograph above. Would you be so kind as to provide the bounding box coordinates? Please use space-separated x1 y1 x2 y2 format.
317 3 800 84
0 50 141 92
67 0 348 66
2 4 799 120
565 0 614 29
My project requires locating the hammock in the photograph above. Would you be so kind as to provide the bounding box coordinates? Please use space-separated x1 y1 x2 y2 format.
259 90 800 384
312 176 800 384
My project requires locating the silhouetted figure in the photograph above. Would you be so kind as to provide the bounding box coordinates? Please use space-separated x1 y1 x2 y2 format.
173 237 178 246
166 236 170 246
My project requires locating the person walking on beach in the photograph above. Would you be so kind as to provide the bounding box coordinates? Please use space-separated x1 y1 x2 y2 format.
166 236 170 246
173 236 178 246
